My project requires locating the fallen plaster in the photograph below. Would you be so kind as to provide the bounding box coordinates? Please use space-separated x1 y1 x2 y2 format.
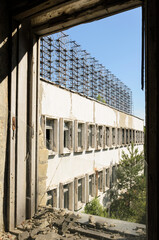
4 207 146 240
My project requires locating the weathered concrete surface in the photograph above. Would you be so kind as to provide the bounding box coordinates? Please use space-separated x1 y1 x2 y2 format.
0 0 9 231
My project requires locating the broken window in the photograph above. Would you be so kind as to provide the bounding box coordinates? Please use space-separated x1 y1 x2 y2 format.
98 171 103 192
112 165 116 185
59 118 73 154
117 128 120 145
47 188 57 207
126 129 128 144
74 121 85 152
136 131 139 144
133 129 135 143
78 179 82 202
77 177 85 207
106 168 109 188
78 123 83 147
46 118 53 150
122 128 125 145
112 128 116 146
89 174 95 197
106 127 110 147
129 129 132 143
64 184 69 209
41 116 58 154
47 190 53 206
96 125 103 149
86 123 95 150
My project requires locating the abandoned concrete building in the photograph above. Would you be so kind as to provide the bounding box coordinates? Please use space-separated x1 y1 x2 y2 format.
40 78 144 211
0 0 159 239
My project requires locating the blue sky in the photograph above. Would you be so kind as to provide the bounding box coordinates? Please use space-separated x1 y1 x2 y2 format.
65 7 145 121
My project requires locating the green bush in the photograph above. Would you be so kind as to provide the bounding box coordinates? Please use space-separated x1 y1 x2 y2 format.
84 198 108 217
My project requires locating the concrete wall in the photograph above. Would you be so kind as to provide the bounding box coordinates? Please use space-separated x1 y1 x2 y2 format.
40 79 144 192
41 80 143 130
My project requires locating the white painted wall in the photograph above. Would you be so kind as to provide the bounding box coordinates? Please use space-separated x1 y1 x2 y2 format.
40 80 144 190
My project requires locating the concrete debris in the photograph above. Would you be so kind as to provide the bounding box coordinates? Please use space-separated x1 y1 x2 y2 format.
1 207 146 240
0 231 17 240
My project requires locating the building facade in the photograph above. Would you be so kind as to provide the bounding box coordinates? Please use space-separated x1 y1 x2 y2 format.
40 78 144 211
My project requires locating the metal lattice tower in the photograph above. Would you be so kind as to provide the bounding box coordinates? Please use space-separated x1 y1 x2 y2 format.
40 32 133 114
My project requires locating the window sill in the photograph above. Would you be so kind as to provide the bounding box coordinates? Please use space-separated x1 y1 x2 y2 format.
48 150 56 156
96 146 102 150
61 148 72 155
75 147 84 153
86 147 94 152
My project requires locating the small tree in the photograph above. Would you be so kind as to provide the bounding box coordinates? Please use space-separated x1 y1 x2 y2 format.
96 94 106 104
110 143 146 223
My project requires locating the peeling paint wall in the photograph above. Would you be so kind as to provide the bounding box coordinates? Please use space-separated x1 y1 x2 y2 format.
38 87 49 206
38 126 49 206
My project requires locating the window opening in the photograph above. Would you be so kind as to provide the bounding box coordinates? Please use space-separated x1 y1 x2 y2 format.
98 171 103 192
117 128 120 145
45 117 58 154
106 168 109 188
122 129 125 144
133 130 135 143
112 128 116 146
61 119 73 153
64 184 69 209
106 127 110 147
87 124 95 149
64 122 69 148
47 190 53 206
78 123 82 147
126 129 128 144
46 119 53 150
89 175 94 197
78 179 82 202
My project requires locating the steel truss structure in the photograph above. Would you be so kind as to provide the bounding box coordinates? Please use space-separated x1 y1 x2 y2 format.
40 32 133 114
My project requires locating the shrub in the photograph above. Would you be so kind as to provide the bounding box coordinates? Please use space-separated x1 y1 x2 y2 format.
84 198 108 217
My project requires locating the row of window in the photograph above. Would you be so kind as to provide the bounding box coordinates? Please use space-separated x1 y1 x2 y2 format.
47 166 116 211
41 115 144 155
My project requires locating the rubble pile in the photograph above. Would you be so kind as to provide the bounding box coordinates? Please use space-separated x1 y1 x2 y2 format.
1 207 146 240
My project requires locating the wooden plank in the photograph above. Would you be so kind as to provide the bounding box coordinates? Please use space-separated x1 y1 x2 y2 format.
35 38 40 211
13 0 73 20
8 23 18 231
31 0 104 27
13 0 142 24
28 36 38 218
146 1 159 239
31 0 142 36
16 23 28 226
